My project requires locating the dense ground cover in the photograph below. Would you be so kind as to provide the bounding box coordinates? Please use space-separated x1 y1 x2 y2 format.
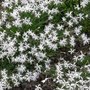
0 0 90 90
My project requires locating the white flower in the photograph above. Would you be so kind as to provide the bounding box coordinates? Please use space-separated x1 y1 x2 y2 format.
15 32 20 36
15 0 18 5
38 44 44 50
31 46 37 54
2 1 10 8
66 11 72 18
35 84 42 90
0 82 4 90
13 18 22 27
81 0 90 8
63 30 70 37
23 17 32 25
1 69 9 86
62 17 66 21
56 62 63 79
68 48 75 54
35 64 42 72
75 5 80 10
70 36 75 47
48 15 53 20
32 72 39 81
71 17 79 24
18 43 25 52
17 65 26 73
13 54 27 63
68 20 73 27
59 38 67 46
81 33 90 45
41 78 49 83
57 24 64 30
78 13 84 21
73 55 79 61
6 23 11 29
74 26 82 35
78 51 85 60
35 12 41 18
10 9 20 19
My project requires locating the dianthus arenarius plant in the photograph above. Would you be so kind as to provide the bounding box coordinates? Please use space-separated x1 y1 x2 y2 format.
0 0 90 90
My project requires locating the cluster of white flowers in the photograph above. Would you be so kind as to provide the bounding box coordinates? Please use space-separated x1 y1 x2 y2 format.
0 0 90 90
